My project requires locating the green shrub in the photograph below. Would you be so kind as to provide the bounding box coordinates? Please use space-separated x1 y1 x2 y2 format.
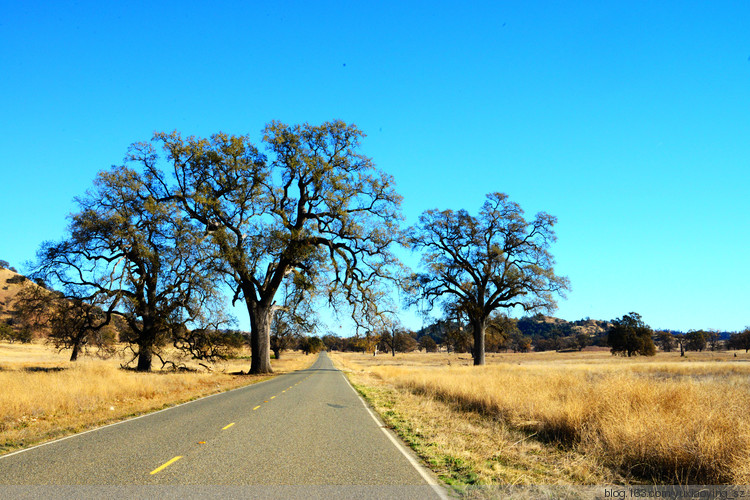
0 323 32 343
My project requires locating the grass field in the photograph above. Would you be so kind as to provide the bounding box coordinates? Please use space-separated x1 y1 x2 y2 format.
0 342 314 455
332 349 750 488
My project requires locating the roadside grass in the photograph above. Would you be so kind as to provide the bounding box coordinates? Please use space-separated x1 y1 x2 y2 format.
0 342 314 455
343 365 612 490
332 350 750 488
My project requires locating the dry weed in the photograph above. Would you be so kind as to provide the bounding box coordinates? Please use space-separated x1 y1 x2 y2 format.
335 351 750 485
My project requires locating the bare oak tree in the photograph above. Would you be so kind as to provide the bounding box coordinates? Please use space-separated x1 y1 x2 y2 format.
13 283 116 361
407 192 569 365
32 166 227 371
130 121 403 373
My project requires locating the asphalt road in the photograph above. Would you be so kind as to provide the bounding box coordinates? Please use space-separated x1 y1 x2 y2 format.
0 352 447 499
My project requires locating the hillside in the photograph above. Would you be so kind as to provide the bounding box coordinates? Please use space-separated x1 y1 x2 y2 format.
0 266 131 341
415 313 613 353
516 314 610 340
0 267 34 322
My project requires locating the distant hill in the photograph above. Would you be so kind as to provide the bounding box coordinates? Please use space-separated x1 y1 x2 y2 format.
0 265 130 341
0 267 35 322
516 314 611 340
415 313 613 352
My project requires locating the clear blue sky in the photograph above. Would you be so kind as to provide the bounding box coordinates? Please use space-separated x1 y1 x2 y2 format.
2 1 748 333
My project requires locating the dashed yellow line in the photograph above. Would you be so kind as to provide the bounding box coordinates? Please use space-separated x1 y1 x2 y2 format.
150 456 182 475
147 376 314 476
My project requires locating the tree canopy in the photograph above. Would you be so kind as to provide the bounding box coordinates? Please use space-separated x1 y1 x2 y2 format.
29 166 228 370
13 283 116 361
128 121 403 373
407 192 569 365
270 277 318 360
608 312 656 357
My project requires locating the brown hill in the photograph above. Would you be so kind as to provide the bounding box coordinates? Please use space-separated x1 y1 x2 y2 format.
0 267 35 322
0 267 129 341
570 319 611 336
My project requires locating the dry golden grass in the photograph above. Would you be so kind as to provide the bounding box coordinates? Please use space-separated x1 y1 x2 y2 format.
336 359 614 488
333 350 750 486
0 342 314 454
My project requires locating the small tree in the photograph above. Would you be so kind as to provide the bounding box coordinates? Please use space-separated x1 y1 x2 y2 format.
508 331 532 353
299 335 323 355
533 337 556 351
407 192 569 365
728 329 750 352
707 330 722 351
0 322 32 344
396 330 418 353
376 325 417 355
575 332 591 351
13 283 116 361
655 330 675 352
685 330 707 352
321 334 343 351
673 333 687 356
608 312 656 357
418 335 438 352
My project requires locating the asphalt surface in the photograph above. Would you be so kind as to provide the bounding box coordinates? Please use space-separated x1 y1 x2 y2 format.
0 352 447 499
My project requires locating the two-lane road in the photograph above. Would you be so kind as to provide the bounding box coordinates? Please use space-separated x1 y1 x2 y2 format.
0 352 447 499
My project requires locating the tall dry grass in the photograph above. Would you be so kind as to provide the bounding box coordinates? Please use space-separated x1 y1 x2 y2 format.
341 352 750 484
0 342 314 453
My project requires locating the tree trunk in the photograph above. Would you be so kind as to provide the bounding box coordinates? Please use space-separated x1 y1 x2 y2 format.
136 319 156 372
249 303 273 374
272 346 281 360
69 342 80 362
70 330 86 362
471 316 486 366
137 343 152 371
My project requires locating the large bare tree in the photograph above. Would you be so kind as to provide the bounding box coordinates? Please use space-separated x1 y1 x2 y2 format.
407 192 569 365
31 166 227 371
130 121 403 373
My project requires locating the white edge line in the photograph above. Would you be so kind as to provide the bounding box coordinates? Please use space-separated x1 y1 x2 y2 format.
0 370 298 461
340 371 450 500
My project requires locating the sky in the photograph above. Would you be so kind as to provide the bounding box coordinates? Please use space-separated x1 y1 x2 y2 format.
1 1 748 333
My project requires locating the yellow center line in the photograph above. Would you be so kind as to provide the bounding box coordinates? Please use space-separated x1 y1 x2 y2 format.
150 456 182 475
253 405 261 410
222 422 235 430
270 396 276 399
